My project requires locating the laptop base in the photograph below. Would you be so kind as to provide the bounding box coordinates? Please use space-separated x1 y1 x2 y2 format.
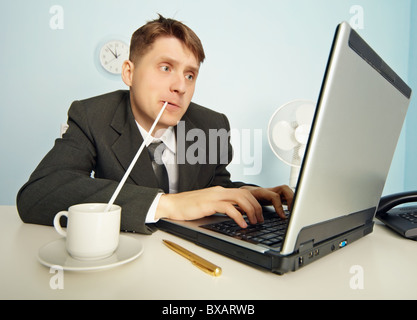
157 219 374 275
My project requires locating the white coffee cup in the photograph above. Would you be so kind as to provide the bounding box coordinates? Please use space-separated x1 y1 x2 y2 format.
53 203 121 260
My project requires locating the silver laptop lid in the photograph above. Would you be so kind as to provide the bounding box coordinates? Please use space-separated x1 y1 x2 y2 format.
281 21 411 255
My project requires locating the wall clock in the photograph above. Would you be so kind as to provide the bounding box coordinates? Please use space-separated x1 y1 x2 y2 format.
99 40 129 74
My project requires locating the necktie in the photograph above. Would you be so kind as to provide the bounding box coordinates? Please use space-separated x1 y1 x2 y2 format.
147 142 169 193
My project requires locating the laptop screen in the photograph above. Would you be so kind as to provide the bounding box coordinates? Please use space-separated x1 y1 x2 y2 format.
281 22 411 255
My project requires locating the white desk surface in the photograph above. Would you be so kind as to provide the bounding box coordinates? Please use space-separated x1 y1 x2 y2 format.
1 205 416 300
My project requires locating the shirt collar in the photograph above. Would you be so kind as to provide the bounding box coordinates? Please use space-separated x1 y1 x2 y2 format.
135 121 176 155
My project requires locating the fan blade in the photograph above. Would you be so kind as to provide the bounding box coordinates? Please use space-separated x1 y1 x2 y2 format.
294 124 310 144
272 121 297 151
296 103 315 125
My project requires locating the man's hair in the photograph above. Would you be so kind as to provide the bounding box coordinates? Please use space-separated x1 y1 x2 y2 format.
129 14 205 64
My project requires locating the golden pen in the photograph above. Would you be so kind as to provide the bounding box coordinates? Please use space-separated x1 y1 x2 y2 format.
163 239 222 277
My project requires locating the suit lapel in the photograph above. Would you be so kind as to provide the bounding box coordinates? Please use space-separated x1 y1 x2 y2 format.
110 95 159 188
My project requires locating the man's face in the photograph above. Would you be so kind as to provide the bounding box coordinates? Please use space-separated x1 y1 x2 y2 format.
122 36 200 133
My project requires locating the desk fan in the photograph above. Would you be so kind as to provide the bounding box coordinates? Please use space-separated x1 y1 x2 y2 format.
267 100 316 189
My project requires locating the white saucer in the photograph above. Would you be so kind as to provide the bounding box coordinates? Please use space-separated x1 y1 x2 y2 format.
38 235 144 272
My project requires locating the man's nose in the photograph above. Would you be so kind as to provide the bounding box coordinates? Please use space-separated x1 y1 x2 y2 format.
170 73 186 95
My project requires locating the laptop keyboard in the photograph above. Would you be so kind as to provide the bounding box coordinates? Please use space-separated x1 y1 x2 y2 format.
201 214 289 249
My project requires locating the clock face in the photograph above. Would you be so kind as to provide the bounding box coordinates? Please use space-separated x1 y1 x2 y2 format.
99 40 129 74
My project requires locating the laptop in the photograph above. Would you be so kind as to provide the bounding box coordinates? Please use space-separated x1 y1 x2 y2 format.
157 21 412 274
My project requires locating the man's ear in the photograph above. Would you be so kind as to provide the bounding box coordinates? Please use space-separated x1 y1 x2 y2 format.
121 60 134 87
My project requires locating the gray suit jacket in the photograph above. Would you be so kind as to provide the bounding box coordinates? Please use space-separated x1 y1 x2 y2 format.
17 90 245 234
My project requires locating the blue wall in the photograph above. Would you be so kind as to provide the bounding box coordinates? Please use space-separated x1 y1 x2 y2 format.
0 0 415 204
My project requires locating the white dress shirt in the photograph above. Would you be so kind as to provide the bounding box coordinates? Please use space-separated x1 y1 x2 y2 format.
136 121 178 223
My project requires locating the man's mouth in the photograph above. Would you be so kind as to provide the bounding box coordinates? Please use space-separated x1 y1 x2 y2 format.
164 101 181 110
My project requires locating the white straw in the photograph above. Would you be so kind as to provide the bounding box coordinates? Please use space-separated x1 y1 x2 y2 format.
105 101 168 212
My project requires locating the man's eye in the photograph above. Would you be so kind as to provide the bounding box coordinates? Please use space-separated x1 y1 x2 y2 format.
185 74 194 81
161 66 170 72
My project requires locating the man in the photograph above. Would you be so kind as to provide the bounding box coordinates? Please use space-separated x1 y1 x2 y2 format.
17 15 293 234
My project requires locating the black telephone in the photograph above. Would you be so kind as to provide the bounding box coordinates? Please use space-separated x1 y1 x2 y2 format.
376 191 417 240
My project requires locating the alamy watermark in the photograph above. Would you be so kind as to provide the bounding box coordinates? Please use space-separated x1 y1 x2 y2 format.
49 5 64 30
349 265 364 290
152 121 263 176
350 5 365 30
49 265 64 290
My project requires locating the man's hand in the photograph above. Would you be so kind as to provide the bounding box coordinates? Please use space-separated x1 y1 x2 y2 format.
240 185 294 219
156 186 263 228
155 185 294 228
